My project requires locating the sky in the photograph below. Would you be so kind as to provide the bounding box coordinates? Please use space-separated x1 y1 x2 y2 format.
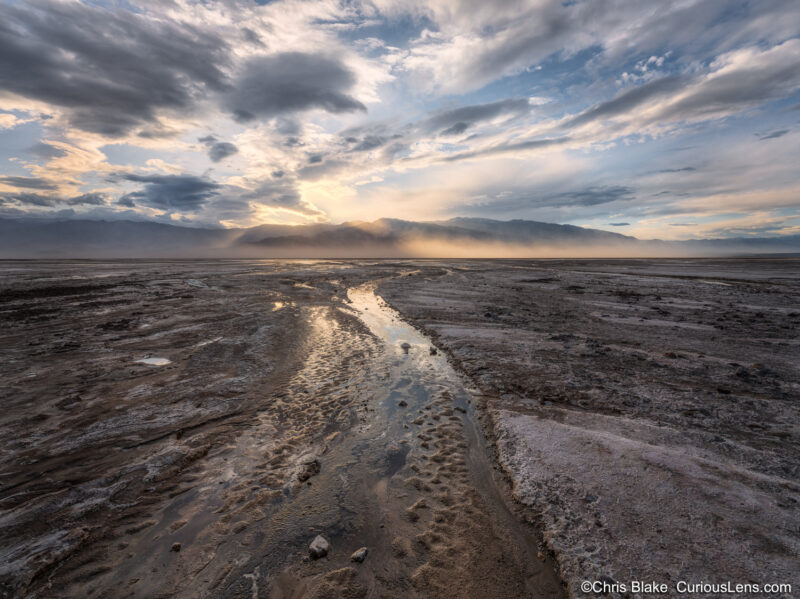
0 0 799 240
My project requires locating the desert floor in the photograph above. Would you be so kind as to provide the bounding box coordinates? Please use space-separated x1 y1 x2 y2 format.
1 259 797 598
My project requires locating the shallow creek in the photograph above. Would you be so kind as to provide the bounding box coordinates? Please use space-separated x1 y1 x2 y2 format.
91 281 564 598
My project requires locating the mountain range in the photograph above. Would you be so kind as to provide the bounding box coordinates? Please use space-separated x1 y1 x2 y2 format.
1 217 798 258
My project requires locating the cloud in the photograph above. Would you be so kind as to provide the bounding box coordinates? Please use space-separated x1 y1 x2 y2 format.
440 122 469 136
565 76 688 129
241 179 326 218
655 167 696 173
759 129 789 140
442 137 570 162
550 186 635 207
654 40 800 123
608 222 630 226
0 176 58 190
351 135 388 151
120 174 220 212
394 0 799 95
426 98 530 135
0 191 109 207
27 142 67 160
559 40 800 144
199 136 239 162
0 113 20 129
67 192 108 206
0 0 230 137
227 52 366 121
208 142 238 162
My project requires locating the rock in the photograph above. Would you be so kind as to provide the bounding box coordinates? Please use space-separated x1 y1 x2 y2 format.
429 346 437 355
170 542 181 552
350 547 368 563
400 342 411 353
309 535 329 559
297 457 321 482
398 400 408 407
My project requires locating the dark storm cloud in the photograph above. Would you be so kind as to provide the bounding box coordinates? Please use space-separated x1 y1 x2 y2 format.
0 1 230 137
120 174 220 212
199 136 239 162
565 76 688 129
227 53 365 121
0 176 57 190
427 98 530 135
759 129 789 140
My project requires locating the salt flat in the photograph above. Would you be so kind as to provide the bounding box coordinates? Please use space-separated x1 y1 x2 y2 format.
1 259 797 598
379 258 800 597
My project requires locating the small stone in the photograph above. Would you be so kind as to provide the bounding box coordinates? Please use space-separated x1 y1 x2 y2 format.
398 400 408 407
170 542 181 552
309 535 329 559
350 547 368 563
297 456 321 482
400 342 411 353
429 346 437 355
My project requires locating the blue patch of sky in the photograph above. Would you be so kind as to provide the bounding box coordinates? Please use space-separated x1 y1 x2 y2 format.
337 12 437 49
100 143 187 169
426 45 606 121
0 121 49 176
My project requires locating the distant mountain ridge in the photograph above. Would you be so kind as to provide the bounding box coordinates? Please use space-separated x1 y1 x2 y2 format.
0 217 797 258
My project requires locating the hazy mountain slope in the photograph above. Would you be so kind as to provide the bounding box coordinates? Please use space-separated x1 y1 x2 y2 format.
0 217 798 258
0 218 235 258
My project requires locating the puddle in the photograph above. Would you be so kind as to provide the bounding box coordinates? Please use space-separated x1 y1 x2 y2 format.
699 279 734 286
135 357 171 366
95 283 563 599
196 336 223 347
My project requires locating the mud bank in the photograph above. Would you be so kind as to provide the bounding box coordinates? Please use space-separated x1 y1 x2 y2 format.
0 260 564 598
378 259 800 597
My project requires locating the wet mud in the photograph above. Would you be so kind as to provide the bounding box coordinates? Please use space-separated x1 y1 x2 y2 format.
0 261 565 599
